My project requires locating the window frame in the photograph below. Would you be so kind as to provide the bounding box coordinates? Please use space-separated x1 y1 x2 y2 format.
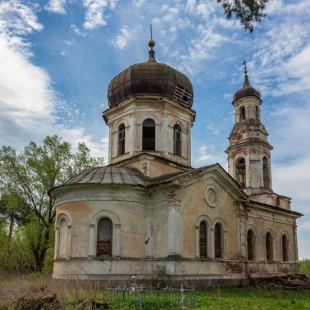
118 124 126 156
281 233 289 262
247 229 255 261
235 157 246 188
173 124 182 156
239 106 246 121
97 218 113 257
214 223 223 259
263 157 270 189
265 231 273 261
199 221 208 258
142 118 156 151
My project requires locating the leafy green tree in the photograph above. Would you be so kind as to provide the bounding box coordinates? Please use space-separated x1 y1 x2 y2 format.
0 192 30 240
0 135 104 271
217 0 268 32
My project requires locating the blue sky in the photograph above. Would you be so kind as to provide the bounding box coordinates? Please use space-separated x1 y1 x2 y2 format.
0 0 309 258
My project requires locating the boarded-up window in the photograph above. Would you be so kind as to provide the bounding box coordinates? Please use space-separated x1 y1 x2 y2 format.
282 234 288 261
58 218 68 258
214 223 222 258
173 124 182 156
199 222 207 257
118 124 125 155
266 232 273 261
247 229 254 260
142 118 155 150
97 218 113 256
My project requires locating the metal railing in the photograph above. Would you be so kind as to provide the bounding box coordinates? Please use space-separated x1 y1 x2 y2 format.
105 284 196 309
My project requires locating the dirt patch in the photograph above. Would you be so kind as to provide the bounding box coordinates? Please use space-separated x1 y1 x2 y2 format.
12 286 62 310
250 274 310 290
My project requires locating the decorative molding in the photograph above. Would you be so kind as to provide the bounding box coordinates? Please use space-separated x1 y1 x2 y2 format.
205 184 219 207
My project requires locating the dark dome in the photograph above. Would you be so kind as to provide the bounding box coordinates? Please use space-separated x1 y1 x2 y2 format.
233 74 260 101
107 49 194 108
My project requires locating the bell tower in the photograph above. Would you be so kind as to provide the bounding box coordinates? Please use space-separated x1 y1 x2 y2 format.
102 37 196 178
226 62 273 196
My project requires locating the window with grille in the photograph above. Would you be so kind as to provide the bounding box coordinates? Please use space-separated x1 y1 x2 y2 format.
282 234 288 261
199 222 207 257
118 124 125 155
97 218 113 256
142 118 155 150
214 223 222 258
173 124 182 156
266 232 273 261
247 229 254 260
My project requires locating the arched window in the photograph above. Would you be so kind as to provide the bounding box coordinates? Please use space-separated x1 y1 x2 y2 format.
214 223 222 258
97 218 113 256
282 234 288 261
118 124 125 155
239 106 246 121
265 232 273 261
247 229 254 260
255 106 260 120
142 118 155 150
236 158 246 188
173 124 182 156
199 222 207 257
58 218 68 258
263 157 270 189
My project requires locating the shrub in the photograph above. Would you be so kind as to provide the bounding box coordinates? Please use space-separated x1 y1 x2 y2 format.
300 259 310 276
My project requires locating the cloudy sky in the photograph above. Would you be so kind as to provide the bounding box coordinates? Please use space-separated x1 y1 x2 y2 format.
0 0 309 258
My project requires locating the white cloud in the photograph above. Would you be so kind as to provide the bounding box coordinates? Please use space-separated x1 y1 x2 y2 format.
268 102 310 161
132 0 146 8
185 0 196 12
193 145 225 167
266 0 284 15
0 1 43 38
112 26 131 50
284 43 310 92
273 158 310 213
83 0 118 30
0 37 55 149
0 1 104 157
45 0 67 14
196 3 215 20
70 24 86 36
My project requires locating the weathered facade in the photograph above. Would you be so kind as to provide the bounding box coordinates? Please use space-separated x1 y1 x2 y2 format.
49 42 302 286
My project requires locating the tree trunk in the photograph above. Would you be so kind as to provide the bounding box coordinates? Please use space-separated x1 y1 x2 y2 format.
9 213 14 241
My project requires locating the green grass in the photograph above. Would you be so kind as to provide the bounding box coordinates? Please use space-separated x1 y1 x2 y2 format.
195 288 310 310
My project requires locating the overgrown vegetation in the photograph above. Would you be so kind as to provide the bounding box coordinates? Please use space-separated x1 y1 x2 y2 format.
0 135 104 273
1 272 310 309
300 259 310 276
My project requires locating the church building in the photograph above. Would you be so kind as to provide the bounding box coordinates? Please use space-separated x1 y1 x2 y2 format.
49 39 302 286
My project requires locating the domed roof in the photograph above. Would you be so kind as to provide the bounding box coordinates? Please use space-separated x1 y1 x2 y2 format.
64 166 146 186
107 42 194 108
233 64 260 101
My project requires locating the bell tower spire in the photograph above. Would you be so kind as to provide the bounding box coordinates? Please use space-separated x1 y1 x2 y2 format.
226 63 273 196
